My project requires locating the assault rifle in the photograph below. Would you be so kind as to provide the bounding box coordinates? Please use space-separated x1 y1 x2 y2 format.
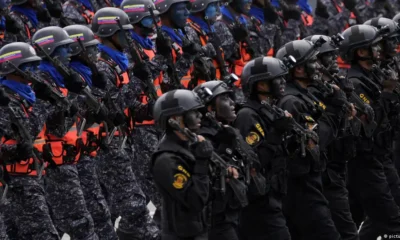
7 61 87 136
168 119 248 207
115 17 158 102
34 43 104 115
320 66 377 137
148 6 182 89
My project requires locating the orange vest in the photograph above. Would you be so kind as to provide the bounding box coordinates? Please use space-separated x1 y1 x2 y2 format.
136 48 163 126
1 103 47 176
81 123 101 157
44 88 83 165
301 12 313 26
171 44 192 88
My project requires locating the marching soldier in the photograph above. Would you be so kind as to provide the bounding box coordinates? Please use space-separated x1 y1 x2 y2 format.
152 89 212 240
340 24 400 238
64 24 118 239
276 39 341 239
32 26 99 240
0 42 59 239
235 57 293 239
91 7 159 239
62 0 100 26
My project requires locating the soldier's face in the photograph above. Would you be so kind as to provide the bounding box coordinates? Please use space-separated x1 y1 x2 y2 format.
215 93 236 122
183 109 202 131
85 45 99 63
170 2 190 29
371 42 382 61
139 17 156 37
305 56 321 81
205 2 220 22
384 37 399 57
52 44 72 66
319 51 339 74
237 0 252 14
270 77 286 98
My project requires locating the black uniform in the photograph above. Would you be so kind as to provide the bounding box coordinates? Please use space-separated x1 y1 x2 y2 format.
347 64 400 238
151 133 210 240
278 81 341 240
234 99 291 240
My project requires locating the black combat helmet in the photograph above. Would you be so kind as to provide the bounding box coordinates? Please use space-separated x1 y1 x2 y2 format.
193 80 234 105
241 57 294 97
339 24 382 62
276 39 320 67
153 89 204 130
91 7 133 38
364 17 400 38
304 35 338 55
31 26 74 58
0 42 41 75
64 25 100 56
155 0 190 15
120 0 159 24
190 0 219 13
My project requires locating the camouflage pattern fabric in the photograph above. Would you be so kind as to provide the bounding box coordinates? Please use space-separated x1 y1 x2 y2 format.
77 155 118 240
44 164 98 240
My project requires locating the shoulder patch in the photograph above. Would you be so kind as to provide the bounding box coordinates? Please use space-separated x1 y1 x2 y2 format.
173 173 188 189
177 165 191 178
255 123 265 136
246 131 260 146
359 93 370 104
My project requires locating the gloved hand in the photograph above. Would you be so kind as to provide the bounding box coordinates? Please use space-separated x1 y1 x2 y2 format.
0 88 10 106
364 104 375 122
5 16 20 34
32 81 54 102
67 103 79 117
190 139 214 160
182 39 202 55
272 114 294 132
17 142 33 159
92 72 108 89
282 5 302 21
156 32 172 57
231 24 248 42
65 72 87 94
44 0 63 18
93 105 109 123
315 0 330 19
133 62 151 81
343 0 357 10
215 125 239 144
37 8 52 23
264 0 279 23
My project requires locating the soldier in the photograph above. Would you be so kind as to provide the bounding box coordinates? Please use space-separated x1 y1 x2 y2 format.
64 24 119 239
120 0 164 218
91 7 160 239
193 81 249 240
340 24 400 238
62 0 100 26
0 42 59 239
234 57 293 239
154 0 204 89
151 89 212 240
6 0 62 42
305 34 359 240
31 26 99 240
275 39 342 239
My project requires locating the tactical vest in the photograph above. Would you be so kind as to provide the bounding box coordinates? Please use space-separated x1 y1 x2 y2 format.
168 35 192 89
1 92 47 176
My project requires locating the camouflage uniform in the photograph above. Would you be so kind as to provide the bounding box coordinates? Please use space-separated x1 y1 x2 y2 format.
95 53 160 239
0 206 7 240
311 0 352 36
62 0 100 26
39 72 98 240
1 97 59 240
5 8 58 43
356 0 398 21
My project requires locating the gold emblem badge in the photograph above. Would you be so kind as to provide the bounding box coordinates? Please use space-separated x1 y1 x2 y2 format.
173 173 187 189
246 131 260 146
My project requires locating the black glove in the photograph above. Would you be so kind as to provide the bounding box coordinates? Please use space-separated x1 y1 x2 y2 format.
156 33 172 57
4 16 20 34
36 8 52 23
215 125 239 144
343 0 357 10
112 112 126 126
133 62 151 81
264 0 279 23
16 142 33 159
272 115 294 132
231 24 248 42
182 39 202 55
44 0 63 18
92 72 108 89
0 88 10 106
190 140 214 160
94 105 109 123
65 72 87 94
315 0 330 19
32 81 55 103
282 5 302 21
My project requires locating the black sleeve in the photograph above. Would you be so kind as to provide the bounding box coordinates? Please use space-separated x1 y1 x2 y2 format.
152 153 210 213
